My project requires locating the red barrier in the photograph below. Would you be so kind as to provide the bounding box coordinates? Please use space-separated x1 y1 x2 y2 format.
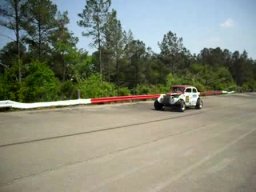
91 94 160 104
0 91 226 109
90 90 224 104
200 90 222 96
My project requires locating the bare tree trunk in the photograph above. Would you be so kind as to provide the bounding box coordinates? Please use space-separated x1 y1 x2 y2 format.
116 55 119 94
38 20 41 59
97 23 102 78
14 0 21 83
38 1 42 59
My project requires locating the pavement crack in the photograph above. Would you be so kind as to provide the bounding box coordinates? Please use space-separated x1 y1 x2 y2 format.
0 111 203 148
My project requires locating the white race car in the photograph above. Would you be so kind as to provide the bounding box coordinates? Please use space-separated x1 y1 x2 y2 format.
154 85 203 112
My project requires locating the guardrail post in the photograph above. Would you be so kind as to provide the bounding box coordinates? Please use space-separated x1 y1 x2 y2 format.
77 89 80 99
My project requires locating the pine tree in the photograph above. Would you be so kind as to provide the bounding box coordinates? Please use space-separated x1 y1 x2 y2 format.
78 0 111 77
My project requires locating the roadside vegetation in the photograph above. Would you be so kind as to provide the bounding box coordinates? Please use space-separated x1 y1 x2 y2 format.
1 0 255 102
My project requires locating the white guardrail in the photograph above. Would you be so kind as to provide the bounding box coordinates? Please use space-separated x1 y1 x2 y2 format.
0 99 91 109
0 91 234 110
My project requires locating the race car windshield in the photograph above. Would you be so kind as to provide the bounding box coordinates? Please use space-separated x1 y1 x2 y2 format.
172 87 185 93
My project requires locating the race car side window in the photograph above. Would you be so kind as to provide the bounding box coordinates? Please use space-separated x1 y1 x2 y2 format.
185 88 192 93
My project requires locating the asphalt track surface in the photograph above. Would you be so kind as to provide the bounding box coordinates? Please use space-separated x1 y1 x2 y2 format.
0 93 256 192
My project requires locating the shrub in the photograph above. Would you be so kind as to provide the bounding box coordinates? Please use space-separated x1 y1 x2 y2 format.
117 87 131 96
78 74 117 98
134 84 168 95
0 63 21 101
19 61 60 102
134 84 151 94
60 81 78 100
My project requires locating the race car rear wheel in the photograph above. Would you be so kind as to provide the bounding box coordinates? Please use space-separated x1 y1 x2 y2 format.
179 100 186 112
154 100 163 110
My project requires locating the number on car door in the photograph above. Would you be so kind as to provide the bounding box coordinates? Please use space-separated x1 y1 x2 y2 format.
185 88 192 105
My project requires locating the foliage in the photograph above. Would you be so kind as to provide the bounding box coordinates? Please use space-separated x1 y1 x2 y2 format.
50 11 79 81
103 9 125 84
0 1 256 103
22 0 58 60
134 84 168 95
71 53 95 82
117 87 130 96
19 61 60 102
78 0 112 75
159 31 190 74
123 40 148 88
78 74 117 98
241 80 256 92
0 63 21 100
165 62 237 92
0 0 27 83
166 73 185 87
59 80 77 100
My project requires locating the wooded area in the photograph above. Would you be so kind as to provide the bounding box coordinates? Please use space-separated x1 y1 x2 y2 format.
0 0 255 102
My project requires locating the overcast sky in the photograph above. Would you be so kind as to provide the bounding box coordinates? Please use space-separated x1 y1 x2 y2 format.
1 0 256 59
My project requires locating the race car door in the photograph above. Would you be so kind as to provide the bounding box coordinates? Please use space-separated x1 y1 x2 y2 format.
191 88 199 106
184 88 192 106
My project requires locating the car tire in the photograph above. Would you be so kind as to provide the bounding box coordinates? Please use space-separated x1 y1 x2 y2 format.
196 98 203 109
154 100 163 110
179 100 186 112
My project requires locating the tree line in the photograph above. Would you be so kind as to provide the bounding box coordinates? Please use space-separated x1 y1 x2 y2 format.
0 0 255 102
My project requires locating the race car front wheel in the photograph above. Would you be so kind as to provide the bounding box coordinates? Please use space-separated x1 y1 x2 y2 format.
154 100 163 110
179 100 186 112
